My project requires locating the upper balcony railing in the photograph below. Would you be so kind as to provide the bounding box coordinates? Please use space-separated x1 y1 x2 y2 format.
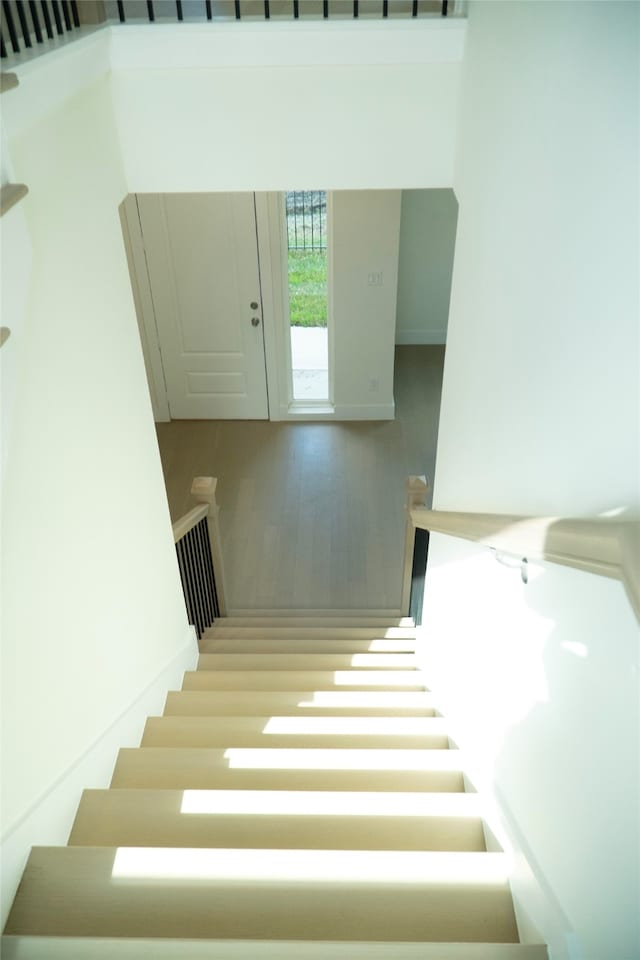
1 0 463 60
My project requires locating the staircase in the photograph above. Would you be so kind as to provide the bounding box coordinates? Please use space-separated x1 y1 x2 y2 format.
3 617 548 958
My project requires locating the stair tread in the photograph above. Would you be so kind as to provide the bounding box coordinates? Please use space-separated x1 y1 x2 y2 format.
142 715 449 749
164 689 437 717
70 789 487 851
201 637 419 654
111 747 464 792
6 846 519 943
203 626 418 640
217 617 416 628
183 669 427 692
197 653 419 670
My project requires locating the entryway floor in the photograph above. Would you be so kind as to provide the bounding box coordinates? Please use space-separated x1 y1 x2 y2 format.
156 346 445 612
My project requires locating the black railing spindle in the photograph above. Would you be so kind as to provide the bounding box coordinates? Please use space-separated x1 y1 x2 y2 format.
353 0 358 16
61 0 71 30
442 0 448 15
29 1 43 42
70 0 79 27
3 1 21 52
176 1 183 21
235 0 240 19
408 528 429 626
175 517 219 639
293 0 298 16
40 1 53 38
412 0 418 17
16 1 33 47
148 1 155 21
51 0 64 33
323 0 328 17
382 0 388 16
1 30 7 57
205 0 211 19
117 0 125 22
264 0 269 19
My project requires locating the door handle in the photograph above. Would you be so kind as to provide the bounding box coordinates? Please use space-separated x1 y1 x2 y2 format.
251 316 261 327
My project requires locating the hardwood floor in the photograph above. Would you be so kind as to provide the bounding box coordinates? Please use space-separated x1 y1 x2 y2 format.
156 346 445 613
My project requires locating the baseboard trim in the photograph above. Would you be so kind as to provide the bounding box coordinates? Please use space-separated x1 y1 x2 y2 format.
0 627 198 928
395 330 447 345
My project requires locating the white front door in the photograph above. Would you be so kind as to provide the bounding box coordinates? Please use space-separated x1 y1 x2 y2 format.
137 193 269 419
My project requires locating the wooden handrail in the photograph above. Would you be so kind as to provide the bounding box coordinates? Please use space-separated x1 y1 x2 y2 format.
411 508 640 621
172 503 208 544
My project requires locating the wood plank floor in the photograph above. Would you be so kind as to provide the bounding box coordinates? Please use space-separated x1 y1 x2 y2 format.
155 346 444 612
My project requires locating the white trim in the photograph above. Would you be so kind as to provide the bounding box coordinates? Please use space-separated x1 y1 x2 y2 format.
120 196 171 422
276 402 395 422
0 628 197 929
0 938 548 960
395 329 447 345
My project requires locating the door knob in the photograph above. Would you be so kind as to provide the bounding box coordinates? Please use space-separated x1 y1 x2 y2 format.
251 316 261 327
250 301 259 310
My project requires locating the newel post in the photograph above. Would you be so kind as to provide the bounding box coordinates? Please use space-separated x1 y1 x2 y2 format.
401 475 430 616
191 476 228 617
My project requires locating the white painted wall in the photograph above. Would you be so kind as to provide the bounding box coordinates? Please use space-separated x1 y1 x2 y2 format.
0 56 194 924
331 191 402 418
395 189 458 345
109 22 464 193
426 2 640 957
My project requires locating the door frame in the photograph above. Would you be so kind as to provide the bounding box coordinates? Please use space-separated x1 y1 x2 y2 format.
121 191 336 423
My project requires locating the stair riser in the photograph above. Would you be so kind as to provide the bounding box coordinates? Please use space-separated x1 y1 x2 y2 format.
5 847 519 943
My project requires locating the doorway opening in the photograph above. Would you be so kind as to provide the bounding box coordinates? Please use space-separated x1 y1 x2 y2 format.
286 191 329 402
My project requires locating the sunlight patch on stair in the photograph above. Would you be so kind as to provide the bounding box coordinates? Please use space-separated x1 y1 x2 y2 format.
329 671 426 688
296 692 432 707
262 717 446 736
180 790 483 817
112 847 510 885
222 748 461 771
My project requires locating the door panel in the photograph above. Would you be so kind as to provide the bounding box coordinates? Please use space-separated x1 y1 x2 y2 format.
138 193 269 419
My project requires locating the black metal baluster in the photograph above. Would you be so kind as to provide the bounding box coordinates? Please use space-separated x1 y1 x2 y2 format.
70 0 79 26
181 533 199 637
2 2 20 52
61 0 71 29
412 0 418 16
382 0 387 16
442 0 448 15
293 0 298 16
16 1 33 47
201 519 220 620
40 1 53 37
234 0 240 18
29 1 43 42
408 528 429 626
187 528 206 637
51 0 64 33
116 0 125 22
147 0 154 21
323 0 328 17
205 0 211 19
197 520 215 628
177 541 196 635
353 0 358 16
195 522 212 628
264 0 269 19
1 30 7 56
176 0 183 20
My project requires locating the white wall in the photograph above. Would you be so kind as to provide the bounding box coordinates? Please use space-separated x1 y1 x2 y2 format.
395 189 458 344
109 21 464 193
331 191 402 418
426 2 640 957
0 53 194 924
